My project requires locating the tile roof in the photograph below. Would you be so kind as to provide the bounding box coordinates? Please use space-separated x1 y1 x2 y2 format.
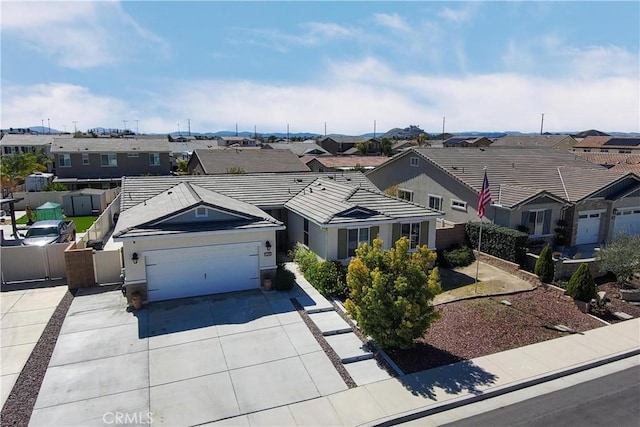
491 135 575 148
574 152 640 166
264 142 330 156
285 178 440 225
50 137 170 153
573 136 640 149
319 136 375 144
113 181 281 239
0 134 70 146
119 172 378 212
305 155 389 169
191 149 311 174
409 147 636 206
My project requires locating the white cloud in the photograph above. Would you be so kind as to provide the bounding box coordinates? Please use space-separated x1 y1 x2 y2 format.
1 1 168 69
373 13 411 33
437 3 479 24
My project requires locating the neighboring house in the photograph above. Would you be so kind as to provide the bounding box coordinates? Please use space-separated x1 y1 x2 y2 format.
572 136 640 153
169 138 226 163
114 172 440 302
303 155 389 172
187 149 311 174
0 134 69 172
491 134 577 149
366 147 640 247
317 136 378 155
442 136 493 148
263 142 330 157
220 136 257 147
50 137 171 189
574 152 640 175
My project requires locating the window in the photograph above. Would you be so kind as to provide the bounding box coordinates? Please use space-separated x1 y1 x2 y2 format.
524 209 551 236
82 153 89 165
401 222 421 249
101 153 117 167
59 154 71 167
619 150 632 154
347 227 369 257
410 157 419 167
128 153 139 158
599 149 609 152
149 153 160 166
397 188 413 202
583 149 592 152
303 219 309 246
195 207 207 218
451 199 467 211
428 195 442 211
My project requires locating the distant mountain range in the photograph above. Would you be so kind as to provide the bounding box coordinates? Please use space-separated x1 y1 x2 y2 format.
2 125 639 139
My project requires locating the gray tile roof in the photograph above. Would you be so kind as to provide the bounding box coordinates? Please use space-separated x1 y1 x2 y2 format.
0 134 69 146
119 172 377 212
491 135 575 148
50 137 170 153
410 147 637 207
285 178 440 225
114 181 281 239
264 142 329 156
191 149 311 174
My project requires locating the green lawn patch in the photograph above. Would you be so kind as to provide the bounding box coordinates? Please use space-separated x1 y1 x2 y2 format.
15 214 98 233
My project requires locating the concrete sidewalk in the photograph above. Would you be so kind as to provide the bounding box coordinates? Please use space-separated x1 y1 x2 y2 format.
212 318 639 426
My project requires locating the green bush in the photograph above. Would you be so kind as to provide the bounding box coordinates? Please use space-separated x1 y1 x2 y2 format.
291 244 318 273
305 260 348 299
439 244 474 268
274 266 296 291
534 244 555 283
566 264 597 302
466 222 528 264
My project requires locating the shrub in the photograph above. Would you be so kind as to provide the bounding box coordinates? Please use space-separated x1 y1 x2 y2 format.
274 265 296 291
466 222 528 264
291 244 318 273
597 233 640 284
566 263 597 302
534 244 555 283
439 244 474 268
305 260 348 298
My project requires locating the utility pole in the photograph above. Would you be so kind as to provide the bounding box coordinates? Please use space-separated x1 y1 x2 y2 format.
442 116 446 141
235 123 238 137
540 113 545 135
373 120 377 138
72 121 78 133
287 123 289 141
254 125 257 139
188 118 191 136
177 123 181 136
324 122 327 137
135 120 139 135
123 120 128 133
41 119 44 134
47 118 51 134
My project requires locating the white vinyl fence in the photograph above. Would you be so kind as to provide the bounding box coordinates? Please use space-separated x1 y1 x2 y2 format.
1 243 68 283
78 194 121 248
93 248 123 284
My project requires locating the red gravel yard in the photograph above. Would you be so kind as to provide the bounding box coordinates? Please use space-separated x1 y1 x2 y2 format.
387 286 606 374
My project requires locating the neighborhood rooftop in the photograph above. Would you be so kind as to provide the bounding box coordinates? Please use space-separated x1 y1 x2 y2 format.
0 133 70 146
190 149 311 174
491 134 575 148
50 137 171 153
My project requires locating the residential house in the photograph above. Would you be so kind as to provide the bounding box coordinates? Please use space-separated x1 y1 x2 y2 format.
187 149 311 175
366 147 640 248
572 136 640 153
114 172 441 302
302 155 389 172
50 137 171 189
263 142 330 157
0 134 69 172
491 134 577 149
220 136 257 147
574 152 640 175
442 136 493 148
317 136 379 155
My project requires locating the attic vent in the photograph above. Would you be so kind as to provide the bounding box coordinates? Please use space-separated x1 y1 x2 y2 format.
346 177 351 181
452 166 458 170
328 175 334 179
295 178 303 182
167 191 172 195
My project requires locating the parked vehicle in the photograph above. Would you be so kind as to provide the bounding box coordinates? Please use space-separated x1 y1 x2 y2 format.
21 220 76 246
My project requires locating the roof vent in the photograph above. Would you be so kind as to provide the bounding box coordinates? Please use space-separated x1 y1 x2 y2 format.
167 191 172 195
295 178 303 182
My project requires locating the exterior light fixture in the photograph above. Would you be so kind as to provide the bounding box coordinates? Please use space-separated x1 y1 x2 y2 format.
265 241 272 251
132 252 139 264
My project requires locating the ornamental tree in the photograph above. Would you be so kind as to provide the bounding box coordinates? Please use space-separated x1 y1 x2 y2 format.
534 244 555 283
345 237 441 350
597 233 640 284
566 263 597 303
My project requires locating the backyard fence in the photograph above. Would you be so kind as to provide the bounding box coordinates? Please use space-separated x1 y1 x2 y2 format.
77 194 121 249
1 243 68 283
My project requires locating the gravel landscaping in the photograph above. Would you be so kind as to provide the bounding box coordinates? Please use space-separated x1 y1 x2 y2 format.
1 289 74 427
387 286 608 374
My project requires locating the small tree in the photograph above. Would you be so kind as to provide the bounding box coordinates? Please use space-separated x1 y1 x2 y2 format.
566 263 597 302
597 233 640 284
345 237 441 349
534 244 555 283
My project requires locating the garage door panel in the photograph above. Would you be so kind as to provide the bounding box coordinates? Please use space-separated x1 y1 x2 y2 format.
613 208 640 237
145 243 260 302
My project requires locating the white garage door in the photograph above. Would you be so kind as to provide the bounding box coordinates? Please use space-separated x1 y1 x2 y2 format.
576 211 602 245
613 208 640 237
145 242 260 302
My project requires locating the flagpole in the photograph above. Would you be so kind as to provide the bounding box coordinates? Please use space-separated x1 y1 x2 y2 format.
475 166 490 293
475 218 483 292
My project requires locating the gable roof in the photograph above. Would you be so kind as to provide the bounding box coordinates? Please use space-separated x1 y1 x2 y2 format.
189 149 310 174
50 137 170 153
119 172 377 212
574 152 640 166
264 142 330 156
304 155 389 169
574 136 640 149
0 133 69 147
285 178 440 226
113 181 281 239
491 134 576 148
319 136 375 144
443 136 492 146
387 147 639 207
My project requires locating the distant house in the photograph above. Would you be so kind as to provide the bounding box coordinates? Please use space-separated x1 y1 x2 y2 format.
574 152 640 175
303 155 389 172
187 149 311 175
573 136 640 153
50 137 171 189
317 136 378 155
0 134 68 173
219 136 257 147
491 134 577 149
367 147 640 247
442 136 492 148
263 142 330 157
114 172 441 302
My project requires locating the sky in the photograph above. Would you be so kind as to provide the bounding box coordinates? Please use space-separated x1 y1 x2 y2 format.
1 1 639 135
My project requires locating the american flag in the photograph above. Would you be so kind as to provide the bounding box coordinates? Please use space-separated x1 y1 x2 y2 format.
478 169 491 219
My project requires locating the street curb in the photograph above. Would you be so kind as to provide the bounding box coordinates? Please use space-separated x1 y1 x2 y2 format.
360 348 640 427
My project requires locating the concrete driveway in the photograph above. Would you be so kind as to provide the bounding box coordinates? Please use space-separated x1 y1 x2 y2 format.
29 287 348 426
